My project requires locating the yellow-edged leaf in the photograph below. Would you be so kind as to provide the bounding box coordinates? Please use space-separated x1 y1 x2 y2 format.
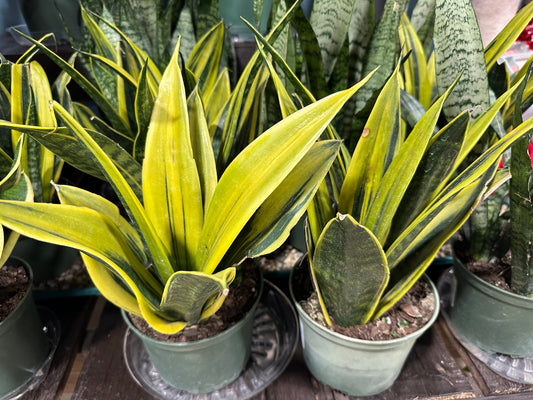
188 89 217 212
142 39 203 271
198 78 374 274
338 67 402 219
52 101 174 281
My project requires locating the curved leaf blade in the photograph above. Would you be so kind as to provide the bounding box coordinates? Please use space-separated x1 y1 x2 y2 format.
313 213 389 326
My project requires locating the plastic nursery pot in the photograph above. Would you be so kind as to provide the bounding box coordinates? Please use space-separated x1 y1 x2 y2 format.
449 256 533 357
290 270 440 397
122 275 264 394
0 258 49 397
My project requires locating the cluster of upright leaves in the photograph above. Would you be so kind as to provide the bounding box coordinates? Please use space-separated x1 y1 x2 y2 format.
253 0 533 326
0 48 66 266
309 67 533 328
0 15 375 333
14 2 310 182
429 0 533 296
258 0 437 148
0 51 64 204
70 0 227 69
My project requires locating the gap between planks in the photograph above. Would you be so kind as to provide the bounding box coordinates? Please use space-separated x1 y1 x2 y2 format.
434 317 487 398
57 296 108 400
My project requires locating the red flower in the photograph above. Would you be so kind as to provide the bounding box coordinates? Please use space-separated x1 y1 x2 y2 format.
518 18 533 50
497 142 533 168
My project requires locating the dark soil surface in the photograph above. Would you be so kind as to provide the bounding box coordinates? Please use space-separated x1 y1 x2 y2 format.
453 240 515 293
256 244 303 273
292 256 436 341
0 264 29 322
300 280 436 341
35 256 93 290
464 257 514 292
130 260 261 343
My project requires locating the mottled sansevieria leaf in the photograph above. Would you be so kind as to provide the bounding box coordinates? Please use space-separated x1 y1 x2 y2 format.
312 214 389 326
434 0 489 120
309 0 358 82
347 0 375 85
354 0 409 113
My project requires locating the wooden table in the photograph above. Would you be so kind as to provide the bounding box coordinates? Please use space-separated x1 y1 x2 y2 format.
17 277 533 400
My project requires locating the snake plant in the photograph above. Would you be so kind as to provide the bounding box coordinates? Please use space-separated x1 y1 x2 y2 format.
0 27 373 332
251 0 533 327
0 48 66 266
10 1 309 186
433 0 533 297
70 0 227 69
308 69 533 327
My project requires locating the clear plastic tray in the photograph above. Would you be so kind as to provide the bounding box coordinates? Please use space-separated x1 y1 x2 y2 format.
1 307 61 400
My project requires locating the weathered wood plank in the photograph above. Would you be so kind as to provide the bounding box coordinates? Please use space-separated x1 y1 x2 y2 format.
19 296 96 400
438 316 533 398
70 299 156 400
261 344 336 400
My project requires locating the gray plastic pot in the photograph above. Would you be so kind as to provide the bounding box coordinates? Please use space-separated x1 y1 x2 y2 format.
0 258 49 397
290 272 439 397
449 256 533 357
122 276 263 394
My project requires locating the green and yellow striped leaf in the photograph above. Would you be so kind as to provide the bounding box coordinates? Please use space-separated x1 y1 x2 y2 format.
197 83 367 275
52 101 174 282
222 140 341 266
142 40 203 271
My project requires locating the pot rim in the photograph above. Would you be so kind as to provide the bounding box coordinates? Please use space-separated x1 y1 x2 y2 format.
122 270 264 349
453 254 533 308
290 269 440 347
0 256 34 330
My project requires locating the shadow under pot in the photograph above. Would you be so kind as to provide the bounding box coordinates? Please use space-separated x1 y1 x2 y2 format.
122 272 264 394
0 257 49 397
289 264 440 397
